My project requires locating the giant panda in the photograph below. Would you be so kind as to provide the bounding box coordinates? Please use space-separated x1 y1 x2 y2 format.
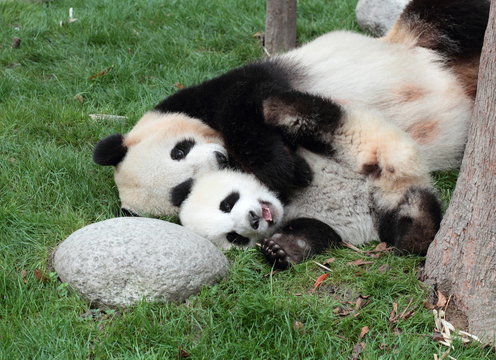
93 0 489 267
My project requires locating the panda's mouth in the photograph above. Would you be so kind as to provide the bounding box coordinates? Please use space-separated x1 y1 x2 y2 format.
260 201 275 225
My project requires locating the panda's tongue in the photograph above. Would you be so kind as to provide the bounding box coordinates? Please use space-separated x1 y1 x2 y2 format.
261 203 272 222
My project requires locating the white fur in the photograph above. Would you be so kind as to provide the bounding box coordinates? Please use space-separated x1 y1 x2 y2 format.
179 171 284 249
279 30 472 171
115 112 227 216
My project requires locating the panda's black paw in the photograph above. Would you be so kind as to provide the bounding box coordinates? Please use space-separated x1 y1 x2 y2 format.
260 233 307 270
377 187 442 255
261 237 291 269
260 218 342 269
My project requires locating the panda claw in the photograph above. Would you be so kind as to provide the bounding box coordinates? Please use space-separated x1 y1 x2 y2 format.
260 236 292 269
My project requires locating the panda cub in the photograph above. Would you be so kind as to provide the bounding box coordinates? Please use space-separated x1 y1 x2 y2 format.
178 171 284 249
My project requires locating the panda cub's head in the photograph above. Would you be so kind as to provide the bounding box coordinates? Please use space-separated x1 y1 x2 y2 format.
93 111 228 216
178 170 284 249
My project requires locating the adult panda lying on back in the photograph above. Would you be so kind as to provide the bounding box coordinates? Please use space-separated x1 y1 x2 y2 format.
93 0 489 268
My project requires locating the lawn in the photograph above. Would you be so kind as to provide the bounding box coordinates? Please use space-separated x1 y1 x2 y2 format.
0 0 493 359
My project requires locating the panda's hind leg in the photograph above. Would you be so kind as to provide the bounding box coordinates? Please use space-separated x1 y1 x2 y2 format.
260 218 342 269
375 187 442 255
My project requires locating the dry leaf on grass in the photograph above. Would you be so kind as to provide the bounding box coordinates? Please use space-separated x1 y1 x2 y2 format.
74 94 84 104
389 299 415 323
372 242 388 252
343 242 392 257
389 302 398 322
350 327 370 360
377 264 390 274
34 269 49 283
347 259 373 266
323 257 336 265
333 295 370 317
292 321 305 333
359 326 369 340
178 347 190 358
311 273 330 292
89 66 114 80
11 37 21 49
351 342 366 360
423 300 436 310
20 270 27 284
174 83 185 89
333 306 353 317
354 295 370 311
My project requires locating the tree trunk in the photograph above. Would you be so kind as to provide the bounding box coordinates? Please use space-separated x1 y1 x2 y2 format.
265 0 296 55
424 0 496 344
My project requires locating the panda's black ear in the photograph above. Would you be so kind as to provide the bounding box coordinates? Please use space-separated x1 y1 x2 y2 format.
170 178 194 207
93 134 128 166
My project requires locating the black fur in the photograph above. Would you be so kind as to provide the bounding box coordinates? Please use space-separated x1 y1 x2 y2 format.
93 134 127 166
170 178 194 207
170 139 196 161
261 218 343 269
154 60 344 198
219 191 240 213
401 0 489 60
118 208 141 217
377 188 442 255
263 91 342 155
226 232 250 246
214 151 229 169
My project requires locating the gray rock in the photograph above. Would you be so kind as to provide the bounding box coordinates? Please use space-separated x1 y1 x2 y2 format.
356 0 410 36
52 217 229 307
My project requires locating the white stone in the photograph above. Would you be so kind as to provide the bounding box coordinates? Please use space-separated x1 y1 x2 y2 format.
356 0 410 36
52 217 229 307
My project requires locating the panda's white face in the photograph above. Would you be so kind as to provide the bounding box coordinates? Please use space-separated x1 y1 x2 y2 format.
113 111 228 216
179 171 284 249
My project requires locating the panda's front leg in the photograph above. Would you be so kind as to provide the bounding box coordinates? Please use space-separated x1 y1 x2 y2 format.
262 91 343 155
334 107 432 192
263 94 432 198
260 218 342 269
217 97 314 197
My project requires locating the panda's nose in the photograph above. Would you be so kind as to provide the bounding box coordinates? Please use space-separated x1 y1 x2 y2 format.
248 211 260 229
215 151 228 169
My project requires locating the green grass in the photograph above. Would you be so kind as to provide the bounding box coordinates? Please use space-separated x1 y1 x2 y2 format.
1 0 493 359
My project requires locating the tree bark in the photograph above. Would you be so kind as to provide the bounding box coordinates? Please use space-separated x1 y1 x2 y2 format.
424 0 496 344
265 0 296 55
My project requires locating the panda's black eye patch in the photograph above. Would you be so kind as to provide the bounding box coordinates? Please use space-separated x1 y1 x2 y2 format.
219 191 240 213
171 139 196 161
